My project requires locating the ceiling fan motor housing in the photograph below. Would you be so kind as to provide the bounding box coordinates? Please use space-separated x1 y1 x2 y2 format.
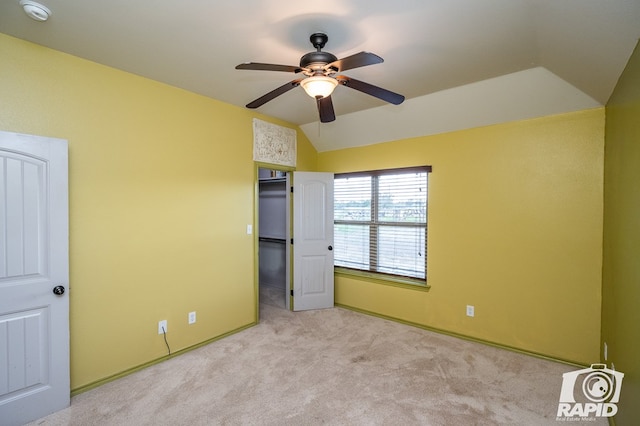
300 32 337 73
300 51 338 71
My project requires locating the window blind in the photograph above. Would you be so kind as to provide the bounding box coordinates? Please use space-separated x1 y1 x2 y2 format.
334 166 430 281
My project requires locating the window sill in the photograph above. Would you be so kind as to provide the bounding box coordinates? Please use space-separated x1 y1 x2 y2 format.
334 267 430 292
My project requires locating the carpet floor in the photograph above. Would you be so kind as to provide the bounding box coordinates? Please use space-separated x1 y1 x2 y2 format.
27 288 606 425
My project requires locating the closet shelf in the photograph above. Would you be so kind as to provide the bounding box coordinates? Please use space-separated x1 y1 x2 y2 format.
259 177 287 183
259 236 287 244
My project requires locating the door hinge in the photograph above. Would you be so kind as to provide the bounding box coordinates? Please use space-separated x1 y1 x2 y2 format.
290 186 294 193
290 238 293 244
290 289 294 296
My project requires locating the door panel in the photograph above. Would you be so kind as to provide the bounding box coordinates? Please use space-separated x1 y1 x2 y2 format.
3 155 44 277
1 308 49 394
292 172 334 311
0 131 69 426
301 256 328 293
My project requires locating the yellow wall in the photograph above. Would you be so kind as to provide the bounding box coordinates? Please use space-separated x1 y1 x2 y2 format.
318 109 605 364
602 41 640 424
0 34 317 390
0 29 610 390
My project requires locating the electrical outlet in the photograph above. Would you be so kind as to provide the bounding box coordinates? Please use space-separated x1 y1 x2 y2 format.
188 311 196 324
158 320 167 334
604 342 608 361
466 305 475 317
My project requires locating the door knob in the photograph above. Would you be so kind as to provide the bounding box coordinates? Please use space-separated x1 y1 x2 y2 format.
328 245 333 251
53 285 65 296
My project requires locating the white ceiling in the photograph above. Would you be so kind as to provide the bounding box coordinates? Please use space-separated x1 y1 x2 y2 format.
1 0 639 152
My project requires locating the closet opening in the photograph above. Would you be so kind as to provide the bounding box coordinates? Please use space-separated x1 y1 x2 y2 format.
257 167 290 311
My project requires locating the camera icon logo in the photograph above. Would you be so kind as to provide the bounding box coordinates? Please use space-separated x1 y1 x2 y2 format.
557 363 624 418
582 369 613 402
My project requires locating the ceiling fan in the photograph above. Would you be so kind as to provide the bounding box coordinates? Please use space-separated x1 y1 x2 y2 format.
235 33 405 123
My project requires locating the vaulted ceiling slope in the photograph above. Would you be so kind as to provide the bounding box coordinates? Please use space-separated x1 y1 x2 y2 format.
1 0 639 151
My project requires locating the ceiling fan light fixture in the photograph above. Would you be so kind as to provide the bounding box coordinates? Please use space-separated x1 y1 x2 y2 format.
300 76 338 99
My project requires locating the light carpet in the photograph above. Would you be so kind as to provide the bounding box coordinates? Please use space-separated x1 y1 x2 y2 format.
27 287 606 425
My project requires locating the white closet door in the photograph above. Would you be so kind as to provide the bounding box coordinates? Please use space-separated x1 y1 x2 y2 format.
292 172 334 311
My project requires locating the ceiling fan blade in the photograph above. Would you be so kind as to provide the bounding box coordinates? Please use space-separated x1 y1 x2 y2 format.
236 62 304 73
316 96 336 123
246 79 303 109
327 52 383 73
336 75 405 105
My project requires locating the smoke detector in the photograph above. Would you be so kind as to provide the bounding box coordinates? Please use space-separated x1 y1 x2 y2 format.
20 0 51 22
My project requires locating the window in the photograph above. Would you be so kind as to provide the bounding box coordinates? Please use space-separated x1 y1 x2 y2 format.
334 166 431 283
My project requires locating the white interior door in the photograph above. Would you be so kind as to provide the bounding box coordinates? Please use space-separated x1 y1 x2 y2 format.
0 131 69 425
292 172 334 311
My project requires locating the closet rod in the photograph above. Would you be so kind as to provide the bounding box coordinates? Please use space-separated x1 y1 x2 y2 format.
258 237 286 244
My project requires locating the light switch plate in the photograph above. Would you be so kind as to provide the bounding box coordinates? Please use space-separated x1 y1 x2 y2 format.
466 305 475 317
